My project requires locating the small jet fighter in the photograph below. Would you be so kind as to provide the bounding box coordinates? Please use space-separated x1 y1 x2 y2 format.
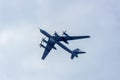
39 29 90 60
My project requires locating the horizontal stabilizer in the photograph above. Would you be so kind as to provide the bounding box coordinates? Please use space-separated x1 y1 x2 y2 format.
71 48 86 59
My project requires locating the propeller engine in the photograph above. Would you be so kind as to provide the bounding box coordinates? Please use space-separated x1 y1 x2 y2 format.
62 31 69 44
62 31 69 37
54 31 59 37
42 38 47 43
39 41 46 48
40 38 57 50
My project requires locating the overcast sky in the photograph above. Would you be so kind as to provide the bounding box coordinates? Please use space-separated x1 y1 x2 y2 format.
0 0 120 80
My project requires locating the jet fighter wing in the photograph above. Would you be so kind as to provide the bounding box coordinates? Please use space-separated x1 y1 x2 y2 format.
41 40 55 60
60 36 90 41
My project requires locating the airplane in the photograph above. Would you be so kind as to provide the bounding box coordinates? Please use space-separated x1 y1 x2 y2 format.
39 29 90 60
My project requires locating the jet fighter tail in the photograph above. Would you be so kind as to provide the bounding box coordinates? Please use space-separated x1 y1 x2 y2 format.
71 48 86 59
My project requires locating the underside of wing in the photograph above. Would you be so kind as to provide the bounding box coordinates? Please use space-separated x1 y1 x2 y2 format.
42 49 51 60
41 42 55 60
60 36 90 41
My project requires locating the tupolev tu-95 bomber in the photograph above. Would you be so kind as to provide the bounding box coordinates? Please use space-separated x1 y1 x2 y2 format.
39 29 90 60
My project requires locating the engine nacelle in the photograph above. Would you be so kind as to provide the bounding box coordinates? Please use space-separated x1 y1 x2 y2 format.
40 43 46 49
54 31 59 37
40 42 57 50
63 31 69 37
40 43 57 50
42 38 47 43
63 40 69 44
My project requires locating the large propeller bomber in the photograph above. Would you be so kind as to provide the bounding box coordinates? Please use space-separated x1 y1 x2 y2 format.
40 31 71 50
39 29 90 60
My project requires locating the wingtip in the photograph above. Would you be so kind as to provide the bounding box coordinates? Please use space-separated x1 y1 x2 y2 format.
39 28 44 32
41 57 45 60
82 51 86 53
39 28 41 31
38 27 43 31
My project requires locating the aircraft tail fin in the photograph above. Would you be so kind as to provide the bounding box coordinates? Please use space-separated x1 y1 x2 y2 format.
71 48 86 59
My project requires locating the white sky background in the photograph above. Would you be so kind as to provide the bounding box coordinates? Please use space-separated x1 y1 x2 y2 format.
0 0 120 80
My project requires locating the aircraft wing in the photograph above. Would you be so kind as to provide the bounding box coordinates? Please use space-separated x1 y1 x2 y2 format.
41 40 55 60
60 36 90 41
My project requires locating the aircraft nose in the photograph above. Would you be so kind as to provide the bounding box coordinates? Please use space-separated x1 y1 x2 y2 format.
40 29 44 32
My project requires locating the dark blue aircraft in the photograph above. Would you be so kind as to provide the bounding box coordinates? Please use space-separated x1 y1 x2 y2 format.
39 29 90 60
